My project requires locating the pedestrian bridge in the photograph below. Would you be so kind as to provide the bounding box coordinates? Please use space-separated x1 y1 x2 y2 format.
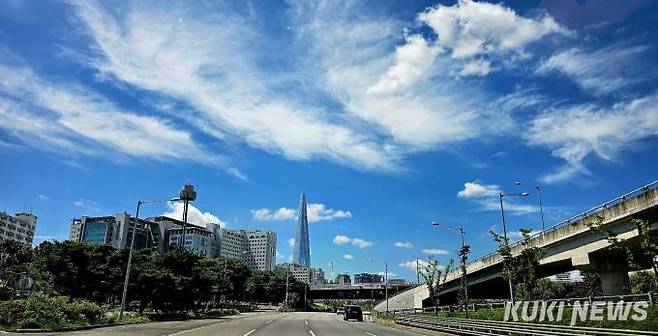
376 180 658 311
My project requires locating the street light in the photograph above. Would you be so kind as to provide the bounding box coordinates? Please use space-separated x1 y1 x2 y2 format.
498 191 529 304
515 181 546 232
368 258 388 313
432 221 469 313
119 197 180 319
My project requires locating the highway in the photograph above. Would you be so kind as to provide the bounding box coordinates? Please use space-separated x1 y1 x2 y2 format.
21 312 427 336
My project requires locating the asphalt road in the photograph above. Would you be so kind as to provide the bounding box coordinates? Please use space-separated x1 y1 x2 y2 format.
14 312 423 336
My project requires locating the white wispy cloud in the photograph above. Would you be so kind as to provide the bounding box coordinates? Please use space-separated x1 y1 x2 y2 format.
417 0 571 74
73 198 100 212
288 238 295 248
393 241 414 249
399 259 430 272
332 235 373 248
457 181 538 215
343 254 353 260
526 94 658 183
226 167 249 182
422 248 450 256
537 44 650 95
457 182 501 199
69 0 401 172
162 202 226 228
251 203 351 222
333 235 351 245
0 63 219 165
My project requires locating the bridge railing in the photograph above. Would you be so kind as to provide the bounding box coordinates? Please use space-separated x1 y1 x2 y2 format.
442 179 658 282
373 292 655 317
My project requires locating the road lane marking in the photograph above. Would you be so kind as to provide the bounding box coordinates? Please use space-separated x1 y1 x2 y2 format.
364 332 377 336
265 320 272 324
305 320 309 325
309 330 317 336
165 324 216 336
244 329 257 336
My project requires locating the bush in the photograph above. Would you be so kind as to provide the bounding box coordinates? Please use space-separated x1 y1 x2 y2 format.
0 292 105 331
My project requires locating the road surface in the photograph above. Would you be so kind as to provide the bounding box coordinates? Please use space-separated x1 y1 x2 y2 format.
16 312 426 336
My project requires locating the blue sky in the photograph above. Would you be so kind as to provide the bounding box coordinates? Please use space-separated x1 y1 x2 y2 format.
1 0 657 281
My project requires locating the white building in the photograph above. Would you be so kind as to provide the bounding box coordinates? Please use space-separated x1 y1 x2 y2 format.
221 229 277 271
0 212 37 246
149 216 222 257
279 264 326 284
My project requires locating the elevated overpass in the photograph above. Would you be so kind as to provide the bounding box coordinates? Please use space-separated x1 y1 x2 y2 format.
308 283 417 300
376 180 658 311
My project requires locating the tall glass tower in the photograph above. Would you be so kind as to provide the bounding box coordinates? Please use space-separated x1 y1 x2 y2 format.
292 193 311 267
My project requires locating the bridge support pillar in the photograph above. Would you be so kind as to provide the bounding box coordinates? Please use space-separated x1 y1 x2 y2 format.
589 254 630 295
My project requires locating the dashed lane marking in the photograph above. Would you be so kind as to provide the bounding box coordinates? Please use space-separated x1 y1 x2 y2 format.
244 328 257 336
309 330 317 336
265 320 272 324
364 332 377 336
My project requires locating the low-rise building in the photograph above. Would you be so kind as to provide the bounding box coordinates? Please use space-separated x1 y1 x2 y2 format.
0 212 37 246
354 272 384 284
388 278 406 285
335 273 351 285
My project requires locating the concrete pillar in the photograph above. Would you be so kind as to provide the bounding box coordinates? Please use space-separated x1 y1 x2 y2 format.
589 254 630 296
598 270 630 295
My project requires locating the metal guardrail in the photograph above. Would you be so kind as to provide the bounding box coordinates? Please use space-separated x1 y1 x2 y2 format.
443 180 658 280
395 314 658 336
374 293 655 316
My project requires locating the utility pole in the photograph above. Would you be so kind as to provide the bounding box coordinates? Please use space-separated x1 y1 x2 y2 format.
119 201 142 320
385 262 389 313
416 259 420 284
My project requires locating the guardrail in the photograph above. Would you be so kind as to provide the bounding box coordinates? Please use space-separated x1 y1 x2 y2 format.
373 293 655 317
395 314 658 336
442 180 658 282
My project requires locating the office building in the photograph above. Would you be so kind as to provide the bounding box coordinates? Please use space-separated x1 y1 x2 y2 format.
335 273 351 285
354 272 384 284
0 212 37 246
221 228 277 271
148 216 222 257
292 193 311 267
68 212 156 250
279 264 326 284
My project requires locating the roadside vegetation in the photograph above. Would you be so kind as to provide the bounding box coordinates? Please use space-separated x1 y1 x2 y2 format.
0 239 308 331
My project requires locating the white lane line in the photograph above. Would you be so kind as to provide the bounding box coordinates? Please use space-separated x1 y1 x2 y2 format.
244 328 257 336
305 320 309 325
364 332 377 336
309 330 317 336
265 320 272 324
165 324 216 336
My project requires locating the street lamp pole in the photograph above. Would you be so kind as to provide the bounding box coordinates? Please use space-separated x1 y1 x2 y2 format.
432 221 469 313
498 192 529 304
385 262 389 313
416 259 420 284
536 186 546 232
119 197 179 319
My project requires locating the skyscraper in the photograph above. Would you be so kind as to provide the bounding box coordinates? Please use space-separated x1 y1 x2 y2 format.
292 193 311 267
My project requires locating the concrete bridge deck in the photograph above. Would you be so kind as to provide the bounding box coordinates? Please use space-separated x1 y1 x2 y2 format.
375 180 658 311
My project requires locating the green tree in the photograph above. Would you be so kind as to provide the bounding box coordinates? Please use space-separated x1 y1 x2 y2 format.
630 271 657 294
491 229 545 300
421 258 453 311
0 240 33 300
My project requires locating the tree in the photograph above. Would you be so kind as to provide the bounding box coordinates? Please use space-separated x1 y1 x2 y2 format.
491 228 545 300
0 240 33 300
629 271 657 294
588 216 658 289
421 258 453 312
